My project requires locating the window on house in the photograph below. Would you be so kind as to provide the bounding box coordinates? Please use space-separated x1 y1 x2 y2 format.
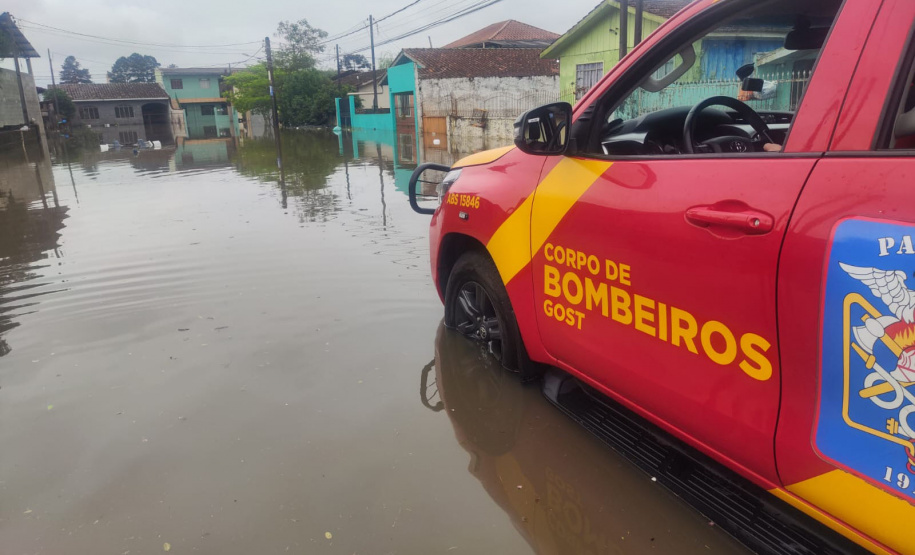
171 79 183 89
199 78 211 89
575 62 604 101
200 104 215 116
203 126 217 138
395 93 413 118
118 130 138 144
79 106 99 120
218 128 231 137
214 105 228 116
114 106 135 118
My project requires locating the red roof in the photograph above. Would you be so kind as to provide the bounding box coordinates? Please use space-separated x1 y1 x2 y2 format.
444 20 559 48
400 48 559 79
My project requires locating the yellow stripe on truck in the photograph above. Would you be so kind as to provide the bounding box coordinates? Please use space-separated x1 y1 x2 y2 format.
486 157 613 285
770 470 915 555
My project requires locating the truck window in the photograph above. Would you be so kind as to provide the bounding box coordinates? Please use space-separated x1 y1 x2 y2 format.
886 54 915 150
592 0 843 157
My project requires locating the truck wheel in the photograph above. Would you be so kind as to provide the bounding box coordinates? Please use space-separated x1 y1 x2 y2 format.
444 250 522 371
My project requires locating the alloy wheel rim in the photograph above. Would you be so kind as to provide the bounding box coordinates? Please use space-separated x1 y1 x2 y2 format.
453 281 503 361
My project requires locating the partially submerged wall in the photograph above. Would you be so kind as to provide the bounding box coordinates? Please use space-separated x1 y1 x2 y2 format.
0 68 42 128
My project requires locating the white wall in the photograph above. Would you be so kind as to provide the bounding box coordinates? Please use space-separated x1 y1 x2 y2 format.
418 75 559 119
448 116 516 150
350 83 390 110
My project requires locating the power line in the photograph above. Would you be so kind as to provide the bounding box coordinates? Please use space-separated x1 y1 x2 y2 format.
376 0 427 23
19 25 256 55
318 0 437 47
323 0 484 55
341 0 506 56
15 17 262 48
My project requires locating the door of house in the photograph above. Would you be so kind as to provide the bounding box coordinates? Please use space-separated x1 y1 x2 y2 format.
422 116 447 150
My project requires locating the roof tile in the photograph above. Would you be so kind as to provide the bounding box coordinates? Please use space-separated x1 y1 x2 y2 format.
402 48 559 79
53 83 170 101
444 20 560 48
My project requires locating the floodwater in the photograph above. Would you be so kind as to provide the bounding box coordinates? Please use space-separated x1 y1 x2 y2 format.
0 129 750 554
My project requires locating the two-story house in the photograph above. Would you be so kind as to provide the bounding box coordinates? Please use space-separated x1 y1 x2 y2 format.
156 68 239 140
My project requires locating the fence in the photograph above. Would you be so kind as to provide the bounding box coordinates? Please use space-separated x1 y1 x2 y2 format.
416 71 811 133
422 89 561 120
613 71 812 120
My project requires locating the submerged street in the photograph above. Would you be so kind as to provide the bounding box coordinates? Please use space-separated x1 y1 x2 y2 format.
0 130 749 554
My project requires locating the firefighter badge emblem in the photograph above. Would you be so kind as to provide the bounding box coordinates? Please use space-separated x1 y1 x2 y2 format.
817 218 915 501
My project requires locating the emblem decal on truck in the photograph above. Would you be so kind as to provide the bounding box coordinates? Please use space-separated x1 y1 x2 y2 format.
818 218 915 502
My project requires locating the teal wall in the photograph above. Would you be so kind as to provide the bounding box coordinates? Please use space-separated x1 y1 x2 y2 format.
387 62 416 95
184 103 235 139
160 74 220 101
158 71 240 137
386 61 420 156
348 96 393 131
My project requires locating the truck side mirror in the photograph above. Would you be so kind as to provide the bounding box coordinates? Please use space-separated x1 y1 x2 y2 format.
741 78 764 93
514 102 573 156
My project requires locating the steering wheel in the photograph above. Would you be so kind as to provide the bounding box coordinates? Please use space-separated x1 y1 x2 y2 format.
683 96 774 154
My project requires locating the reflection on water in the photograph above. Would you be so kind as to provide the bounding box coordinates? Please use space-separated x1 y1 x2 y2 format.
0 129 65 359
427 323 750 554
0 127 747 554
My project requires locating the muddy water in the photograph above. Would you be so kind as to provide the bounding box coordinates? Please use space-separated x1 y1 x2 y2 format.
0 131 748 554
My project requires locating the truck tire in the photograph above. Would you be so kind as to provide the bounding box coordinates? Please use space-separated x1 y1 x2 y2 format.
444 250 524 372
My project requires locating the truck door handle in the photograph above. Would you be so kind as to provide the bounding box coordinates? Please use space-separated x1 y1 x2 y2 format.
685 205 774 235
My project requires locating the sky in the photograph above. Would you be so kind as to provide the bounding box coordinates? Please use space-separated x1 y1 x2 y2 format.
5 0 601 88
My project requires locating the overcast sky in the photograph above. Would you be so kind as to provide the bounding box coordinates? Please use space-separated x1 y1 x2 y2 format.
6 0 601 88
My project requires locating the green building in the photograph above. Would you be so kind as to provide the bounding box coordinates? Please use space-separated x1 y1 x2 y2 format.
156 67 240 139
542 1 787 104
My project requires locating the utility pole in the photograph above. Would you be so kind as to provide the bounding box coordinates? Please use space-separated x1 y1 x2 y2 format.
264 37 285 183
47 49 61 131
12 47 30 126
336 44 341 80
619 0 629 60
634 0 644 47
369 15 378 111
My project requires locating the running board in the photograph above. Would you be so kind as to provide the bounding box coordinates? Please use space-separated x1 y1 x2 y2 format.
541 370 869 555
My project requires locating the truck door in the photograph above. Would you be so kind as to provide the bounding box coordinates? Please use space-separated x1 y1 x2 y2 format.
775 1 915 553
529 0 870 487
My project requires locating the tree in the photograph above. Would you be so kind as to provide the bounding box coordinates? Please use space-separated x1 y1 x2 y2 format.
43 88 75 119
378 52 396 69
223 63 275 125
274 19 327 71
279 69 352 126
342 54 370 71
59 56 92 84
108 53 160 83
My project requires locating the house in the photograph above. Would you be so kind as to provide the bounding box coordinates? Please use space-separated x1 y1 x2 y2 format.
333 68 390 119
156 67 240 140
0 13 43 138
542 0 787 102
391 48 559 145
54 83 173 144
443 20 559 49
338 45 559 151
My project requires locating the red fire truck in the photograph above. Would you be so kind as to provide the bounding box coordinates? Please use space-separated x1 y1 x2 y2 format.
410 0 915 553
